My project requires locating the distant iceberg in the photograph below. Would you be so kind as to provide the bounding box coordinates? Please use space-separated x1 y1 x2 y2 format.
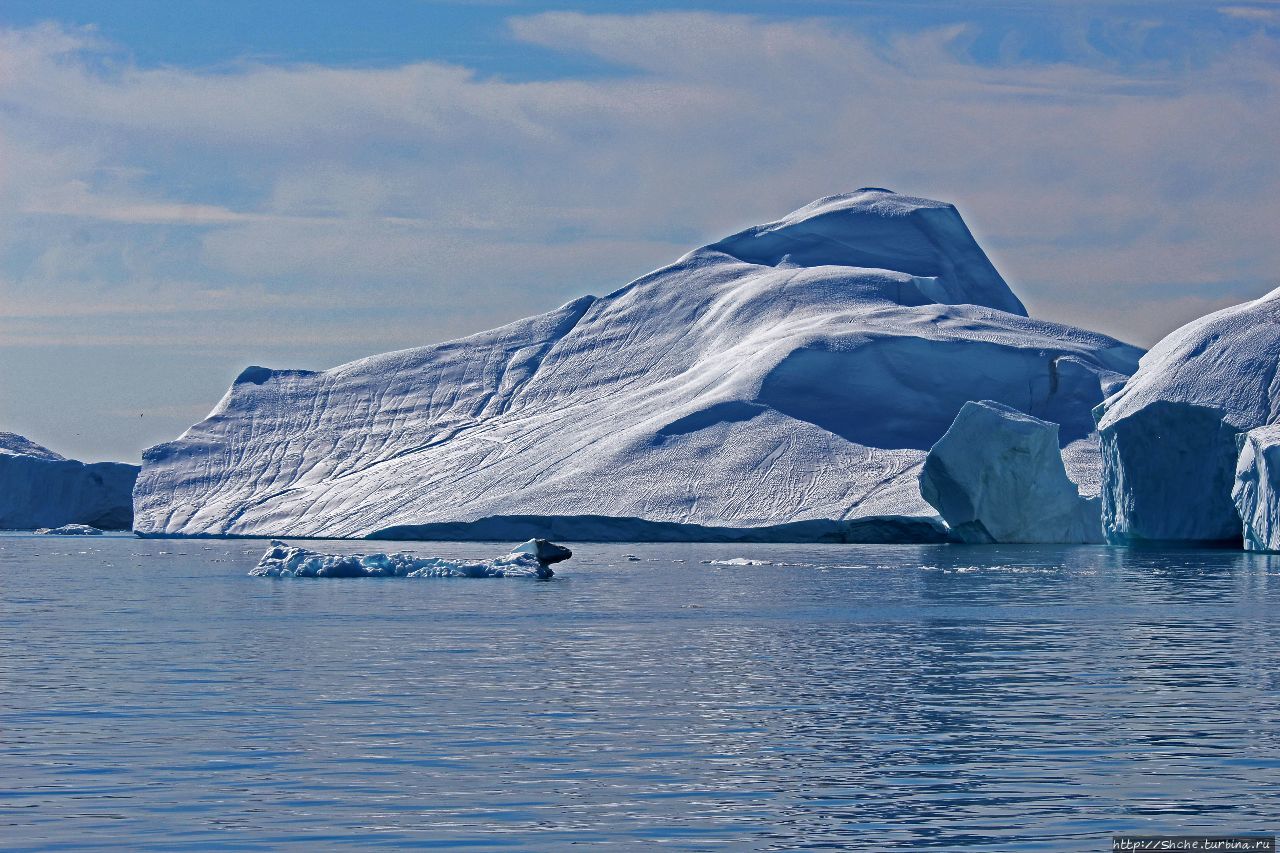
135 189 1141 542
35 524 104 536
250 538 571 579
0 433 138 531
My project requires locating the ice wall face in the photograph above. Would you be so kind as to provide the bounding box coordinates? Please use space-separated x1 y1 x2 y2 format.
1096 287 1280 545
0 433 138 530
1232 425 1280 552
919 401 1101 544
134 189 1142 540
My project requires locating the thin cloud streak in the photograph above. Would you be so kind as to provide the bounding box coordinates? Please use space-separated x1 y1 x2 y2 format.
0 10 1277 459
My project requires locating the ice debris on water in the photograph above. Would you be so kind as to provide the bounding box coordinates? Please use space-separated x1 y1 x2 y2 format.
250 538 571 579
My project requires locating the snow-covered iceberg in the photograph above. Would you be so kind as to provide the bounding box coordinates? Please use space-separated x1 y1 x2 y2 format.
1095 287 1280 545
250 538 570 578
0 433 138 530
134 189 1141 541
1233 425 1280 552
920 401 1101 543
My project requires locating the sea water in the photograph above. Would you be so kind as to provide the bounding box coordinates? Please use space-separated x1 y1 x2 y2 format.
1 534 1277 850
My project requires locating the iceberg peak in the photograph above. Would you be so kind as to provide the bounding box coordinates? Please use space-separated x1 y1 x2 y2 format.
0 432 67 462
706 189 1027 316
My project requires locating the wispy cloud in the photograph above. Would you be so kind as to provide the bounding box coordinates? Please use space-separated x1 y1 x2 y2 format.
1218 5 1280 22
1 9 1278 458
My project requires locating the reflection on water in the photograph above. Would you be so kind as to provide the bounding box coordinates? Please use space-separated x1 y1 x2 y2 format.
0 536 1277 850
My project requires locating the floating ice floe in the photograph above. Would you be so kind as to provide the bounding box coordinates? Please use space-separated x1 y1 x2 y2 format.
35 523 104 536
250 539 571 579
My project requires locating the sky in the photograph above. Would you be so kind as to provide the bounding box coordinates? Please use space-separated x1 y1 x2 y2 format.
1 1 1278 461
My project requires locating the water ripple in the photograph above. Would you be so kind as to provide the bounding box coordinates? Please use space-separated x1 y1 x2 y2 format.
0 536 1277 850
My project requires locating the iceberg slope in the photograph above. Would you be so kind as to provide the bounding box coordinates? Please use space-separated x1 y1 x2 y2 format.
0 433 138 530
134 189 1141 540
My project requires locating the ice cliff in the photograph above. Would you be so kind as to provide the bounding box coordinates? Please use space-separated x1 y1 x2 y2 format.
0 433 138 530
1233 426 1280 552
1095 286 1280 545
134 189 1141 541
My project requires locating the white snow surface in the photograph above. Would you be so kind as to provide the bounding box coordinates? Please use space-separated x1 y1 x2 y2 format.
134 189 1141 540
1233 425 1280 552
919 401 1101 543
0 433 138 530
250 539 558 578
1096 286 1280 544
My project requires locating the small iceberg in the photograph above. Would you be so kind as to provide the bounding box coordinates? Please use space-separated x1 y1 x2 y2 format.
250 538 571 579
35 524 104 536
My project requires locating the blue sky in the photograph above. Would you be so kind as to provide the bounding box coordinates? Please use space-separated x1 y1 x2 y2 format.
1 1 1278 460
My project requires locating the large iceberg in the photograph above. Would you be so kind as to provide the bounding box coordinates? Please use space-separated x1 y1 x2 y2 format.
250 539 570 578
920 401 1101 543
0 433 138 530
1095 287 1280 545
134 189 1141 541
1232 426 1280 552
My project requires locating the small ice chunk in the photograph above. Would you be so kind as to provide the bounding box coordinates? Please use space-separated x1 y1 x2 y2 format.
702 557 773 566
507 538 573 565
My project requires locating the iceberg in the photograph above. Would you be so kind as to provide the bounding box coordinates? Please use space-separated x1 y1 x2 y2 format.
1095 287 1280 545
134 189 1142 541
1232 425 1280 552
919 401 1101 543
250 538 569 578
35 524 105 536
0 433 138 531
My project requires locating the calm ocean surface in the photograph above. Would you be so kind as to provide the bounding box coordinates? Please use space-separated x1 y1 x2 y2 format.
1 534 1277 851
